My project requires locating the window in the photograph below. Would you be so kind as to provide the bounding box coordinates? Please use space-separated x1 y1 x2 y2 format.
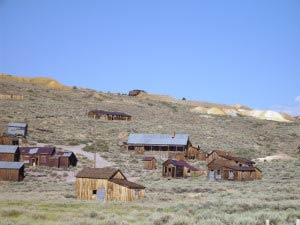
152 146 159 151
177 147 184 151
168 168 172 172
187 169 191 173
144 146 151 151
128 146 135 151
161 146 168 151
92 190 97 195
169 146 176 151
217 170 221 175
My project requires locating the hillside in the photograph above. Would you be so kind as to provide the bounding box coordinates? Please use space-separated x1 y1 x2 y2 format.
0 76 300 225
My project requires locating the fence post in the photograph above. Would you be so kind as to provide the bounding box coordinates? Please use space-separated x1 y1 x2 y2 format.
296 219 300 225
266 220 270 225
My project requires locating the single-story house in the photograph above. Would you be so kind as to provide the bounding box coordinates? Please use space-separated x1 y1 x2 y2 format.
76 167 145 202
49 151 78 168
162 159 200 178
142 157 157 170
0 161 25 182
7 122 28 137
127 133 191 156
19 147 56 167
207 159 262 181
0 134 19 145
0 145 20 162
88 110 132 121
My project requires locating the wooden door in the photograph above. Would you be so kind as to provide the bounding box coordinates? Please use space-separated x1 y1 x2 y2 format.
97 188 105 201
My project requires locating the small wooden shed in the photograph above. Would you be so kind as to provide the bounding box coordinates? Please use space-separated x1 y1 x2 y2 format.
142 157 157 170
88 110 132 121
207 159 262 181
76 167 145 202
19 147 56 167
162 159 200 178
7 122 28 137
0 161 25 182
0 145 20 162
53 151 78 168
0 134 19 145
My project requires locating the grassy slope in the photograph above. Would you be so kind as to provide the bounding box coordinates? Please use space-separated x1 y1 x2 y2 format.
0 79 300 225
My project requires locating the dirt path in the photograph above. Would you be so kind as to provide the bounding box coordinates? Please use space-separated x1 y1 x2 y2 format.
256 153 293 162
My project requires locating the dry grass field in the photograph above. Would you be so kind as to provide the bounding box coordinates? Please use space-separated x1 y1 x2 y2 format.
0 78 300 225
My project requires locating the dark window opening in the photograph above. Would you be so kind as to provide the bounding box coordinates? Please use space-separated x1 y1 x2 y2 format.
144 146 151 151
169 146 176 151
152 146 159 151
177 147 184 151
161 146 168 151
128 146 135 151
93 190 97 195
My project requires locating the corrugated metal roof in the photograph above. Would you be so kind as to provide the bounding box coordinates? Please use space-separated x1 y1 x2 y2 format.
20 147 55 155
127 134 189 146
0 161 24 169
0 145 19 154
8 122 27 128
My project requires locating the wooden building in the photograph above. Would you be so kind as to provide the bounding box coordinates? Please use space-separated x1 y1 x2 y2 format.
0 145 20 162
186 146 207 160
76 167 145 202
206 150 236 164
88 110 132 121
142 157 157 170
207 159 262 181
0 134 19 145
162 159 200 178
127 133 191 157
0 161 25 182
7 122 28 137
49 151 78 168
19 147 56 167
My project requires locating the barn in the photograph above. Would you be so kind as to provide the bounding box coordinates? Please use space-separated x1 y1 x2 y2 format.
0 161 25 182
207 159 262 181
162 159 200 178
127 133 191 157
142 157 157 170
7 122 28 137
76 167 145 202
19 147 56 167
0 145 20 162
88 110 132 121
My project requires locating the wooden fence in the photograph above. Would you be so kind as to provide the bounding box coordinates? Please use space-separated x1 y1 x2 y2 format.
0 94 24 100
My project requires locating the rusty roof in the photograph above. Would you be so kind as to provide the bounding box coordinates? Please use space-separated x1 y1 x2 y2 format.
109 179 145 189
163 159 199 171
76 167 125 179
20 147 56 155
207 159 256 172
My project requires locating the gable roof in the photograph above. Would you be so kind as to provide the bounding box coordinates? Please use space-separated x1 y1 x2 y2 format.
0 145 19 154
8 122 27 128
220 155 255 165
128 134 189 146
207 159 256 172
76 167 126 180
109 179 145 189
209 150 235 157
55 151 74 158
142 157 156 161
20 147 56 155
163 159 199 171
0 161 24 169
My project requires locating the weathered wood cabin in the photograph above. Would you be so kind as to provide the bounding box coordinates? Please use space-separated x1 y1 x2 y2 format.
206 150 236 164
142 157 157 170
88 110 132 121
7 122 28 137
162 159 200 178
19 147 56 167
0 145 20 162
186 146 207 160
76 167 145 202
0 161 25 182
127 133 191 157
0 134 19 145
208 159 262 181
49 151 78 168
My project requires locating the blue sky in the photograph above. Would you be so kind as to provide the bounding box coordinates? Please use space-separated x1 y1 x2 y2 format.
1 0 300 115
